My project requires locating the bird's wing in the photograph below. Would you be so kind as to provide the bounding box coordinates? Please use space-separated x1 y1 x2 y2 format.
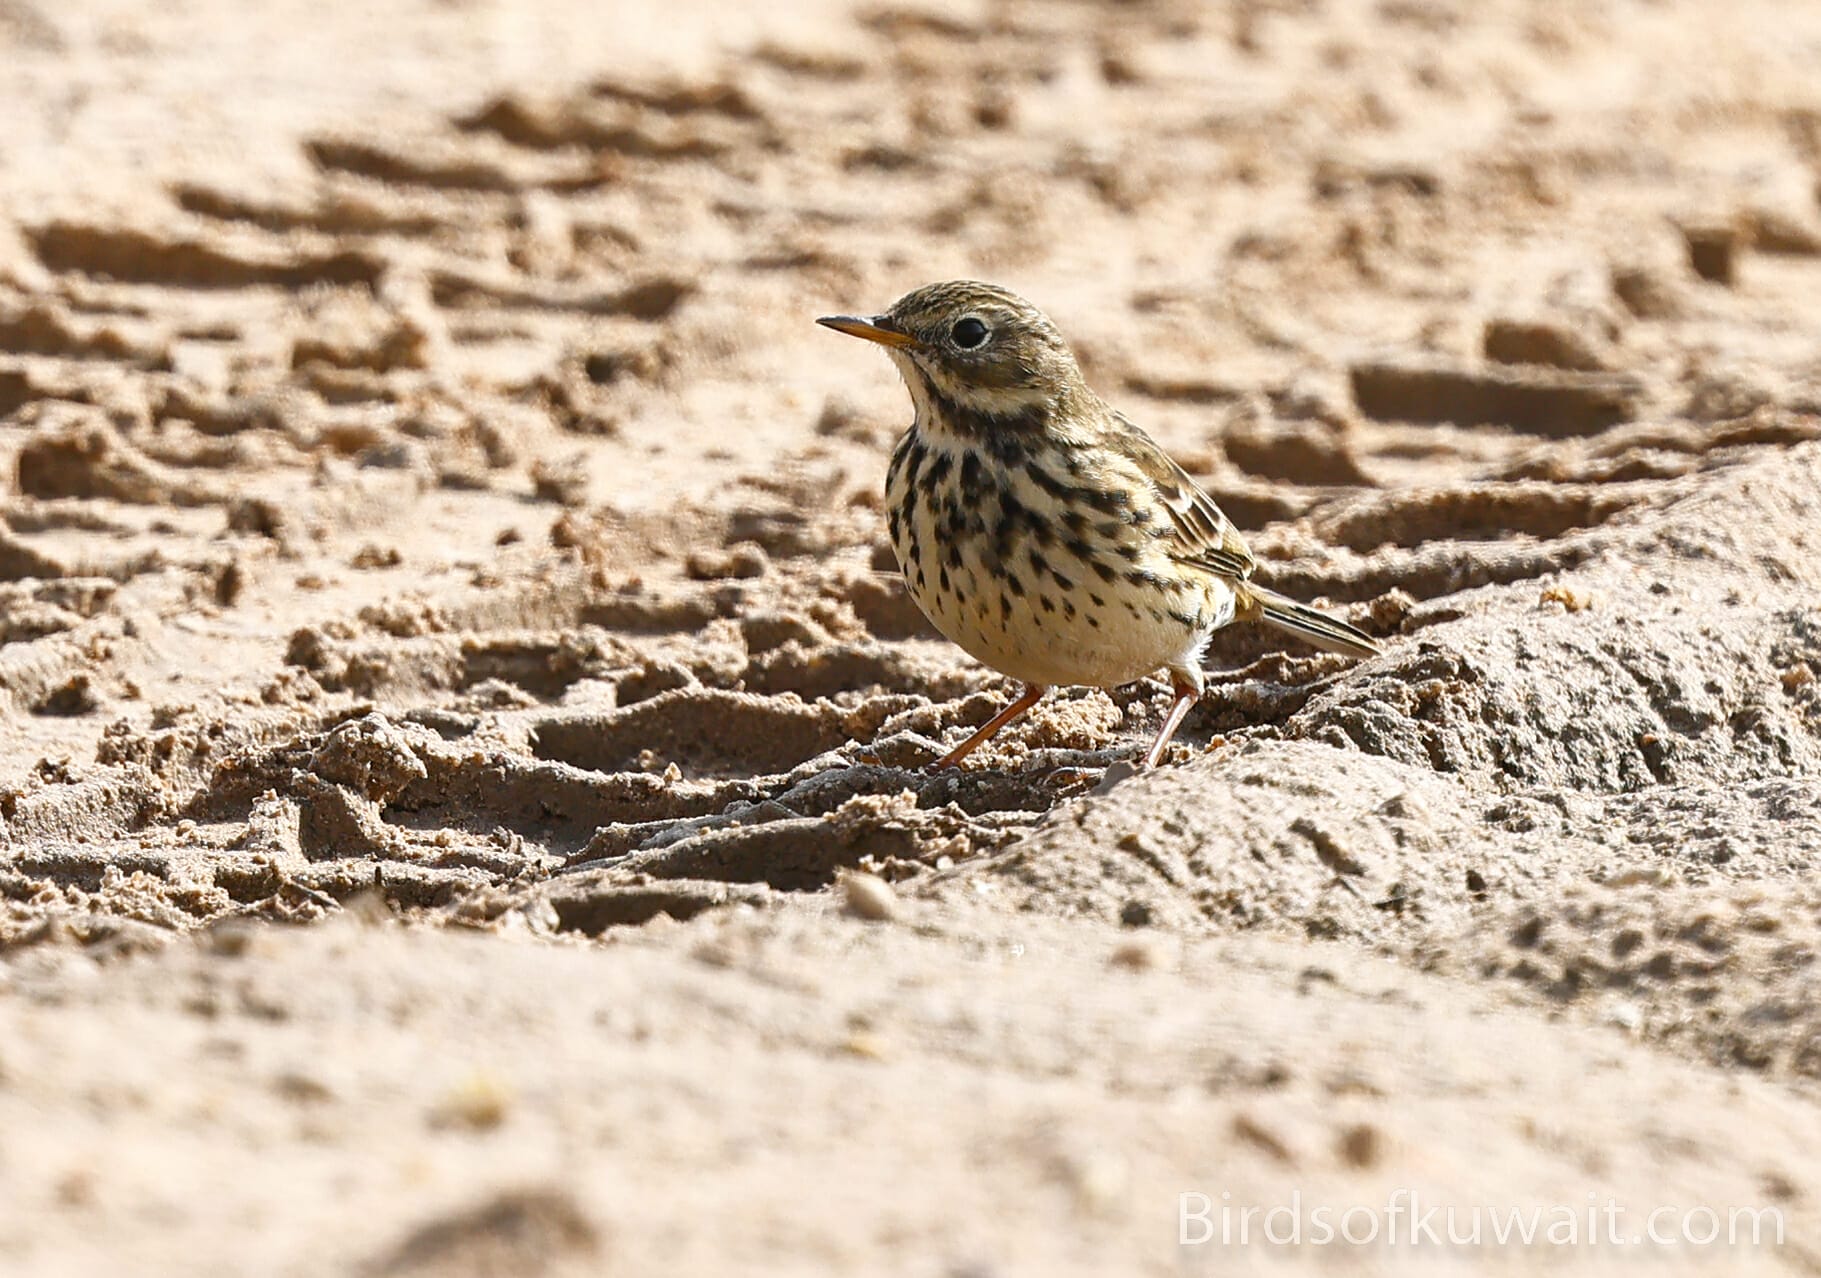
1108 415 1257 580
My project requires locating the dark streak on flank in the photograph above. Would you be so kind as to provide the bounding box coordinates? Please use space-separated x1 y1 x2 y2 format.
959 451 982 488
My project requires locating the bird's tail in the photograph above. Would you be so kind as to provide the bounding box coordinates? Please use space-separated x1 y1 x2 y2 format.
1241 584 1381 659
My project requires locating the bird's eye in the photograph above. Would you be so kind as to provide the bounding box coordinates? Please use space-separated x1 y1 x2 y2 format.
950 316 989 349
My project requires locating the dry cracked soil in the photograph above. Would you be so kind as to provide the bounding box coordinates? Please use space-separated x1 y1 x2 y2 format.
3 0 1821 1273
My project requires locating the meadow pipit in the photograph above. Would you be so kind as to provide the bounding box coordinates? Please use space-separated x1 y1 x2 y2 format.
819 280 1380 770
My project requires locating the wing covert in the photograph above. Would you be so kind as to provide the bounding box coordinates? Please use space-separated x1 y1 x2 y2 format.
1109 415 1256 580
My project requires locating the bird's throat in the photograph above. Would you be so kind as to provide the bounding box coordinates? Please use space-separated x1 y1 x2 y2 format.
901 366 1062 446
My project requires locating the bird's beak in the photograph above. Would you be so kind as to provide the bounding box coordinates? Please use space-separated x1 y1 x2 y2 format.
816 314 918 349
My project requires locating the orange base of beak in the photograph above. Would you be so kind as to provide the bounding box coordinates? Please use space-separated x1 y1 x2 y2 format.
817 315 917 348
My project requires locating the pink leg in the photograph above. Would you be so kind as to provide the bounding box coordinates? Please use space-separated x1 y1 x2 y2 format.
1140 677 1200 769
932 684 1047 770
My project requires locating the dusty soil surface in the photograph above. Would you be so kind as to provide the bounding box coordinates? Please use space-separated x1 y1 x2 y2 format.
4 0 1821 1272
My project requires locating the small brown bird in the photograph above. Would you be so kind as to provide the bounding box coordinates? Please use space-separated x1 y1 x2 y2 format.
819 281 1379 770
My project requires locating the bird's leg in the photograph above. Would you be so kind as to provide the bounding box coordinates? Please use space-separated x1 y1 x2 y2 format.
932 683 1047 770
1140 673 1201 770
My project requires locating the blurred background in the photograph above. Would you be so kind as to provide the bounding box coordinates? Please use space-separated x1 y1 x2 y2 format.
2 1 1821 1274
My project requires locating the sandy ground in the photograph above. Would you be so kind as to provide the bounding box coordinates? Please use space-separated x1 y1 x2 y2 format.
3 0 1821 1272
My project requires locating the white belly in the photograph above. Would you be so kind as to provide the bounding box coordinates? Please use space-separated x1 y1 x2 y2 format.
907 558 1233 689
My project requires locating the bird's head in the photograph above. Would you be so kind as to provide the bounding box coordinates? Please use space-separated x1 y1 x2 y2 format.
818 280 1087 432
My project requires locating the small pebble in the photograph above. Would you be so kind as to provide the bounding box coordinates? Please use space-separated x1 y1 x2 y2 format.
840 1030 888 1059
1108 939 1162 971
431 1070 513 1130
1538 584 1594 613
840 870 897 922
1336 1122 1382 1169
